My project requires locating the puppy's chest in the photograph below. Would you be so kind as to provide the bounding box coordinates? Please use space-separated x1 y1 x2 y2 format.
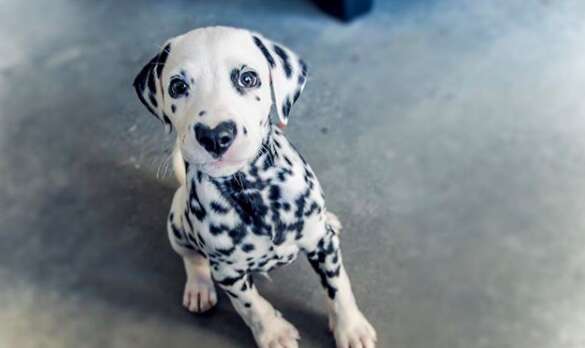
187 176 303 273
188 171 300 244
183 158 323 272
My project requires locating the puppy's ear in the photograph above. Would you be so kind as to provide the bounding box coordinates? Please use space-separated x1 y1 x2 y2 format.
252 34 308 128
133 42 173 133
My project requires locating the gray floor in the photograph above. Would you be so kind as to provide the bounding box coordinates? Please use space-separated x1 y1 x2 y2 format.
2 0 585 347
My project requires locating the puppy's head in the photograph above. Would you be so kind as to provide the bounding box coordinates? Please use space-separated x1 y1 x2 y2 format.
133 26 308 177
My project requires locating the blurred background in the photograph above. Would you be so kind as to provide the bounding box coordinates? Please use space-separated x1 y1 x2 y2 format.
1 0 585 347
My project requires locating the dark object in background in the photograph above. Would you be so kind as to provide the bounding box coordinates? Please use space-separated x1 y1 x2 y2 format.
313 0 373 21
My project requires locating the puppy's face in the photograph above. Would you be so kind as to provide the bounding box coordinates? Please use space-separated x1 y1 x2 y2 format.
133 27 308 177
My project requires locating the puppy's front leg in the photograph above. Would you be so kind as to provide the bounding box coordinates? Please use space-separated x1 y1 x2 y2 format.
182 254 217 312
215 274 300 348
167 186 217 313
305 218 377 348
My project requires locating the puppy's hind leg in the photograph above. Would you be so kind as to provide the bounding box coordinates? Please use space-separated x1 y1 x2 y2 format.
167 186 217 313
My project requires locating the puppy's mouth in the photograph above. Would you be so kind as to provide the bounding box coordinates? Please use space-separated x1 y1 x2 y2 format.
194 155 251 177
205 157 247 168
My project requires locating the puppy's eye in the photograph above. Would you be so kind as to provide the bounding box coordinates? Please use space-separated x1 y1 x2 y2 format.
238 70 260 88
169 78 189 98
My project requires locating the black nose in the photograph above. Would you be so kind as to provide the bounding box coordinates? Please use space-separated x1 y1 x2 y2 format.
194 121 237 158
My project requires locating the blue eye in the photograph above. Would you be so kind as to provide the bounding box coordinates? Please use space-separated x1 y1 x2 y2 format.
238 70 260 88
169 78 189 98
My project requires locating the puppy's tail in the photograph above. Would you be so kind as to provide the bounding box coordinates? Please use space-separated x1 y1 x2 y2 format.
172 144 186 186
325 211 342 236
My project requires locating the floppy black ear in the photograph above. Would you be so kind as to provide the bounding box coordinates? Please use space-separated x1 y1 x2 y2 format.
133 42 173 132
252 34 308 128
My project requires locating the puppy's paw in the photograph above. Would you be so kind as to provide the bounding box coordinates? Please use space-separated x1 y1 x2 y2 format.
255 313 300 348
182 274 217 313
332 310 377 348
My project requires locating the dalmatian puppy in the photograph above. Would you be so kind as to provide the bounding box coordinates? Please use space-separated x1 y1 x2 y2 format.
133 26 376 348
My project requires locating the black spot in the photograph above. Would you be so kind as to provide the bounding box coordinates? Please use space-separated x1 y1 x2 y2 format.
171 104 176 113
284 156 293 167
256 258 271 269
255 96 261 101
144 63 157 96
209 224 225 236
189 179 207 221
216 246 235 257
282 97 292 118
269 185 281 201
252 36 275 68
277 168 293 182
294 187 311 218
135 93 158 119
148 93 158 108
186 233 198 247
332 251 339 264
228 224 247 245
170 222 182 239
162 113 172 130
273 44 292 78
298 74 306 86
244 303 251 308
156 44 171 78
273 223 288 245
299 59 308 78
183 210 193 231
304 201 320 217
197 234 206 247
293 90 301 103
243 127 248 135
225 290 238 298
242 244 255 252
210 201 229 214
199 110 206 117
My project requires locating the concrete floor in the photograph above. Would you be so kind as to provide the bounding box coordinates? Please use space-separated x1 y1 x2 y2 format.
1 0 585 347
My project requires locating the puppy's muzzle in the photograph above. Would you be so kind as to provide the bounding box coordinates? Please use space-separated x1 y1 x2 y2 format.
194 121 237 158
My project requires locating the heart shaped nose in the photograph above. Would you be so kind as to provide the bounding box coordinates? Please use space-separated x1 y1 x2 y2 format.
194 121 237 158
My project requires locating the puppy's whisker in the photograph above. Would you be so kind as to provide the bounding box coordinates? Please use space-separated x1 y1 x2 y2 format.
260 143 275 167
155 152 173 180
